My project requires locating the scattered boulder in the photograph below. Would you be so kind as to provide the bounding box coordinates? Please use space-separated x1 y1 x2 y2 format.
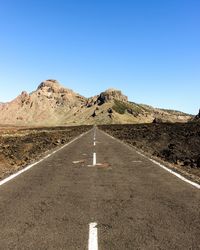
183 158 192 166
16 116 23 120
91 111 96 117
86 102 93 108
126 108 138 117
152 118 163 124
194 109 200 120
107 108 113 114
196 156 200 168
127 108 134 115
97 93 107 105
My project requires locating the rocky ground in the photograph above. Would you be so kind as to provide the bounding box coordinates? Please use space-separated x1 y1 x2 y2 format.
0 125 92 180
99 123 200 183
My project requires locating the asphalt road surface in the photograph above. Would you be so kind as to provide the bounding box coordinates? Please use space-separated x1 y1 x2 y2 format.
0 127 199 250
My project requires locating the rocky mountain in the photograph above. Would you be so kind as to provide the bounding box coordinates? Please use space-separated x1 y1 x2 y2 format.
191 109 200 122
0 79 192 126
0 80 86 126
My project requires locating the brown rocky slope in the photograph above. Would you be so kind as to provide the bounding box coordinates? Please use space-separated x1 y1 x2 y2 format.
0 79 192 126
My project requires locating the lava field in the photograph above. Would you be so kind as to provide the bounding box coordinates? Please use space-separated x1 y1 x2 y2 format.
99 123 200 182
0 125 92 179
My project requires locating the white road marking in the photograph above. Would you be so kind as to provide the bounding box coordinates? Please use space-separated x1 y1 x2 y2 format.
72 160 85 164
100 129 200 189
0 129 92 187
136 151 145 157
132 160 142 163
94 141 96 146
149 158 200 189
88 222 98 250
136 150 200 189
93 153 96 166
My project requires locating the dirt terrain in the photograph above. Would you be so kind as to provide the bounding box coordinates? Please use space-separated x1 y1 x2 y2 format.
99 123 200 183
0 125 92 180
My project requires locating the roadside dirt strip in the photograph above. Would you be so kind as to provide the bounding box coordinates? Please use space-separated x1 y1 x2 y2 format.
0 127 199 249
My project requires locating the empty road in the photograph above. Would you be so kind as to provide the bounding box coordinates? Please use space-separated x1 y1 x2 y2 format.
0 127 199 249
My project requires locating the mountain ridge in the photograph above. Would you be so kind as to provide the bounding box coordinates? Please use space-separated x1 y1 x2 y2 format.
0 79 192 126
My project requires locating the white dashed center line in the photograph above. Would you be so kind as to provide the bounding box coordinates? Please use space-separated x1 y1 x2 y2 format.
93 153 96 166
88 222 98 250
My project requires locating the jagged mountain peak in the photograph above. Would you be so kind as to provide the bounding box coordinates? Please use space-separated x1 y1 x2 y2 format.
0 80 192 126
96 88 128 105
37 79 62 90
36 79 75 95
104 88 121 93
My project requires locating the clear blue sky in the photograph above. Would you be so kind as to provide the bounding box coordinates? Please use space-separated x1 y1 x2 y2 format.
0 0 199 114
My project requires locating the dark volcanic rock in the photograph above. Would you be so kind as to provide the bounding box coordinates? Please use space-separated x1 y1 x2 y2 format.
107 108 113 114
91 111 96 117
99 123 200 179
0 126 92 179
97 93 107 106
194 109 200 120
152 118 163 123
127 109 134 115
196 156 200 168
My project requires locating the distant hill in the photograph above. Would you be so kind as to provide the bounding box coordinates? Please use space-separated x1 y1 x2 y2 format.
191 109 200 122
0 79 192 126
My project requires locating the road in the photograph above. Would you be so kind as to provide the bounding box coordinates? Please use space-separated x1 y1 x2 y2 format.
0 127 199 249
